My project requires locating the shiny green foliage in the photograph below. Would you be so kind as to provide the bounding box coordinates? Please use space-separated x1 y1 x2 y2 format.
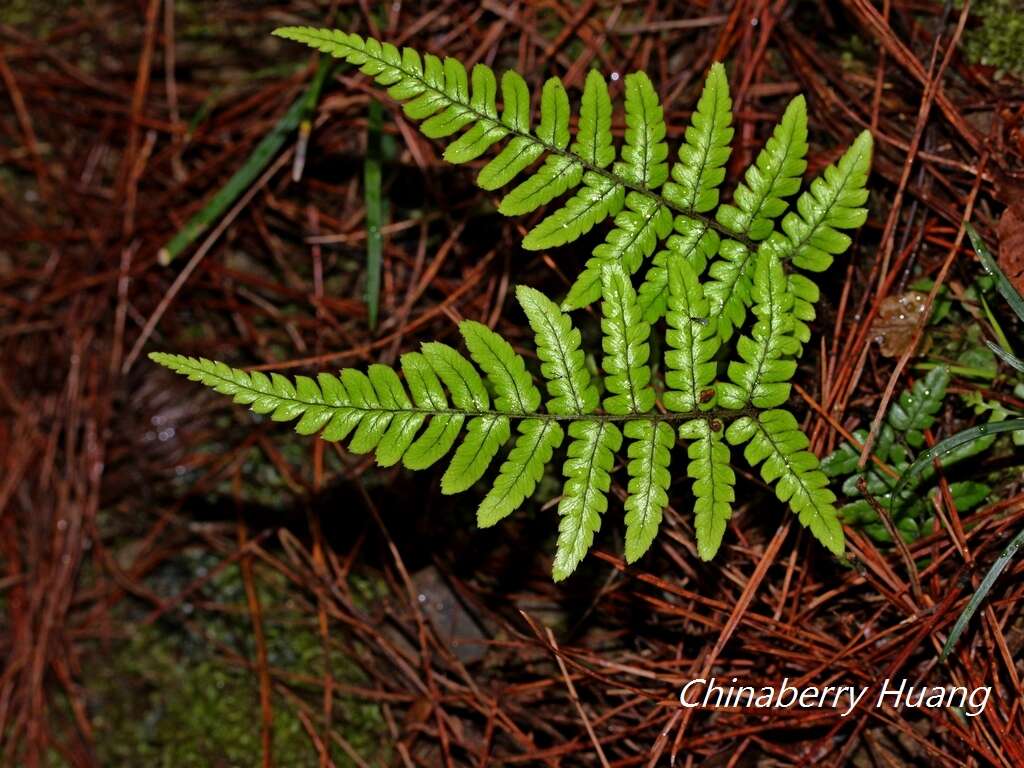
728 410 844 555
273 26 871 328
822 367 993 543
155 244 849 576
717 251 800 409
156 30 878 577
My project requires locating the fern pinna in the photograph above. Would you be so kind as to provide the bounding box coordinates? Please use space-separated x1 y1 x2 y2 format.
153 27 873 579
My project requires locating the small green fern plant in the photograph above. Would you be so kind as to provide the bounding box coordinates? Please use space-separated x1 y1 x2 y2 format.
821 367 994 543
153 28 874 580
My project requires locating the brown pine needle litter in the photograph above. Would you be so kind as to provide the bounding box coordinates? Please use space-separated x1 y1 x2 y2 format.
2 2 1024 765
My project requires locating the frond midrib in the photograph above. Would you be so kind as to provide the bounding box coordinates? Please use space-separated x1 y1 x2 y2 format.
165 355 757 424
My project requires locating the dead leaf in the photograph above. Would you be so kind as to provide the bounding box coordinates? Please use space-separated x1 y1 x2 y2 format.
996 198 1024 295
872 291 929 358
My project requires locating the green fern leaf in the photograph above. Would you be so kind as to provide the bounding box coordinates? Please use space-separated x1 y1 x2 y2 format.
522 70 620 249
477 72 542 189
441 415 511 493
599 263 655 415
663 62 733 214
703 239 753 340
459 320 541 414
553 420 622 581
716 95 808 241
400 352 464 469
516 285 598 415
681 418 735 560
420 341 489 410
727 410 844 555
770 130 873 271
622 420 674 562
563 194 672 310
888 365 949 449
664 256 720 412
477 418 564 526
442 65 503 162
559 73 667 305
616 72 668 188
573 69 615 168
704 96 808 338
157 36 877 577
718 251 799 410
636 222 719 322
497 77 575 214
772 131 873 340
522 172 624 250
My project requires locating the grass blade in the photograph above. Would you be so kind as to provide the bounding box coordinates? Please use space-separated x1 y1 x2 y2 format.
941 525 1024 660
891 419 1024 514
364 99 384 329
967 223 1024 324
986 340 1024 374
159 60 333 265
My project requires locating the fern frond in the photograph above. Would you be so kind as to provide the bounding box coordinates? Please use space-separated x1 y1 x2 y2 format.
516 285 598 415
553 420 622 581
273 27 744 309
153 252 846 575
727 410 844 555
769 130 873 271
599 263 655 415
156 34 876 578
400 352 464 469
622 420 674 562
560 72 668 306
680 418 735 560
564 193 672 311
273 26 870 334
718 251 799 410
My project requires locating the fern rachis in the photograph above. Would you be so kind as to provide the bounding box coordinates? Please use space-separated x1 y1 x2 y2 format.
154 28 873 579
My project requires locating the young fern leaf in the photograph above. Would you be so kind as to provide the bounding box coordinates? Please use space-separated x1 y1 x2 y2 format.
680 418 735 561
636 64 732 321
706 96 808 339
717 251 800 410
727 411 843 554
155 33 875 578
151 255 846 576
